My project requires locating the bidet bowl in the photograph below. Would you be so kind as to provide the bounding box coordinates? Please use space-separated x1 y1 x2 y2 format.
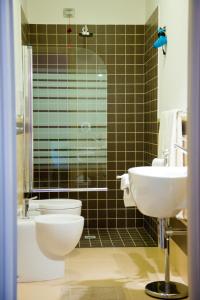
35 214 84 261
17 217 65 282
128 166 187 218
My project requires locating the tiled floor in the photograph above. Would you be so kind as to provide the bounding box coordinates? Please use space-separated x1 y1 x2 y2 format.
18 247 189 300
78 228 157 248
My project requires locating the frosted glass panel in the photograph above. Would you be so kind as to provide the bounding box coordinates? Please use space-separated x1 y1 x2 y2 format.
33 46 107 189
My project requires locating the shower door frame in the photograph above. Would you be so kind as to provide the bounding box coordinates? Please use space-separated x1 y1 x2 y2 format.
188 0 200 298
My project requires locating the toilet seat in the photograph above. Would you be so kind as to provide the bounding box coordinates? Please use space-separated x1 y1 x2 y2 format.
38 199 82 209
29 199 82 215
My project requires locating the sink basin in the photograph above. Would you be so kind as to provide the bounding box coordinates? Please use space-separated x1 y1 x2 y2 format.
128 166 187 218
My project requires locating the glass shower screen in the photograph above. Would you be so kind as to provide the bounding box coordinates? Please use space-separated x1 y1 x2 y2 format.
32 47 107 190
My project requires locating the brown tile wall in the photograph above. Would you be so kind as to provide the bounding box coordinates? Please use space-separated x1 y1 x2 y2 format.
143 9 159 240
144 9 159 165
28 24 146 228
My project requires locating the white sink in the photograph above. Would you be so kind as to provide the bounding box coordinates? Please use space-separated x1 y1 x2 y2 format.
128 166 187 218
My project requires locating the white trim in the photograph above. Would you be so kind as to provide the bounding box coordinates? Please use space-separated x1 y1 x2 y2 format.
0 0 17 298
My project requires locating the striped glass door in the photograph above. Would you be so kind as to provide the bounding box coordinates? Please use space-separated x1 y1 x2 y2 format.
32 47 107 190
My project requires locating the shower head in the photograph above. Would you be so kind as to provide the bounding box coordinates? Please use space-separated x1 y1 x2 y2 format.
79 25 93 37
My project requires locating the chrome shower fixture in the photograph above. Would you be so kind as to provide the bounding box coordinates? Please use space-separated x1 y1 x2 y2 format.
63 8 75 18
79 25 93 37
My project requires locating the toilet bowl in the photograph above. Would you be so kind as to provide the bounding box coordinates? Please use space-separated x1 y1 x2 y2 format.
29 199 82 216
35 214 84 260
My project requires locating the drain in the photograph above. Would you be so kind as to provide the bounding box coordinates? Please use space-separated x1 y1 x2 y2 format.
84 235 96 240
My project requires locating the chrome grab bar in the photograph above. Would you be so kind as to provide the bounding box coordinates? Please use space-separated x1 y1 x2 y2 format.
174 143 188 155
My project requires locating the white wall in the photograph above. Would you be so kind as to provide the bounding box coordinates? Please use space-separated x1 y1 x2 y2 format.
145 0 157 22
25 0 145 24
146 0 189 116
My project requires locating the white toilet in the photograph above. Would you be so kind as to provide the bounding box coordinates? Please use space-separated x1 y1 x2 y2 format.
35 214 84 260
17 199 84 282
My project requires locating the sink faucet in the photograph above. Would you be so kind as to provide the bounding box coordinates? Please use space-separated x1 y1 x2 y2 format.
174 144 188 155
22 196 38 218
163 149 169 166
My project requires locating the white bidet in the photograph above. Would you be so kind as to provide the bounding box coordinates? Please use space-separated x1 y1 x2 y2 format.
17 218 64 282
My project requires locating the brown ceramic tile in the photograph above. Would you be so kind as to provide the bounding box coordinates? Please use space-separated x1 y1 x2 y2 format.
106 45 116 54
97 25 106 34
47 24 56 34
37 24 47 34
107 34 115 44
29 34 37 44
29 24 36 33
115 75 124 85
126 35 135 44
57 35 66 44
106 25 115 34
136 34 145 44
116 25 125 34
116 65 125 74
125 45 135 55
37 34 46 44
107 55 115 65
97 34 106 44
57 25 66 34
135 25 145 34
126 25 135 34
116 55 125 64
97 45 106 54
116 35 125 44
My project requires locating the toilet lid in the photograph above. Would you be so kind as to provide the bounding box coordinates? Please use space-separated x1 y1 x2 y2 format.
38 199 82 210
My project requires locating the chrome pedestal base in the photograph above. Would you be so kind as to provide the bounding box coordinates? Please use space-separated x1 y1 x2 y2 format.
145 281 188 299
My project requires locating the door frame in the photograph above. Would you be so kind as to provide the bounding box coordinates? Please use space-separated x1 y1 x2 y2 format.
188 0 200 299
0 0 17 299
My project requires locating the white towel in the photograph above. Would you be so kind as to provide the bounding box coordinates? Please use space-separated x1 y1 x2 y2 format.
152 158 165 166
158 110 187 220
158 110 183 166
176 209 187 220
120 174 136 207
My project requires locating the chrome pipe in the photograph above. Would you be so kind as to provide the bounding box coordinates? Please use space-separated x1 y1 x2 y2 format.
158 218 166 249
164 219 170 284
31 187 108 193
174 143 188 155
145 218 188 298
28 46 33 192
166 229 187 236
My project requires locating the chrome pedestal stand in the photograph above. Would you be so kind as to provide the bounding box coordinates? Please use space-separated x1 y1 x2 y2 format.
145 219 188 299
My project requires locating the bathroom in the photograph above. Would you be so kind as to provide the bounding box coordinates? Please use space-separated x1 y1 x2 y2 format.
1 0 200 299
